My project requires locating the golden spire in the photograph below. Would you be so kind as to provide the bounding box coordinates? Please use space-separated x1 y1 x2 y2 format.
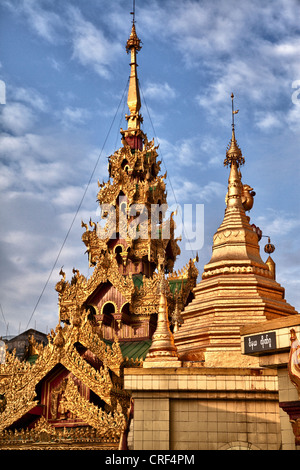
126 22 141 121
121 5 144 150
201 93 271 280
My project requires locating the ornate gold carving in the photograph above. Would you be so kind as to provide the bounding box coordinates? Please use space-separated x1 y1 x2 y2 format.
0 415 120 449
0 310 128 442
63 377 126 438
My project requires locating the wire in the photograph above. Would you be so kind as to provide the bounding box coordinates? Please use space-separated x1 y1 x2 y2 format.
0 304 8 337
25 79 129 330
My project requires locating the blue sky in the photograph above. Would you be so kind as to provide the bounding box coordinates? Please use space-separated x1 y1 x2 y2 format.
0 0 299 336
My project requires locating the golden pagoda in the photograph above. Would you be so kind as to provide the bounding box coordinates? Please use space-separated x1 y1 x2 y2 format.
0 15 197 450
56 18 198 342
174 94 298 367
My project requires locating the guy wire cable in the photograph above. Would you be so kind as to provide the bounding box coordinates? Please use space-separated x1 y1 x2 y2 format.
0 304 8 337
140 82 197 260
25 79 129 330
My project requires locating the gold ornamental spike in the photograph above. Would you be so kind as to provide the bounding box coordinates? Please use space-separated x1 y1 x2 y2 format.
126 22 142 128
120 8 145 150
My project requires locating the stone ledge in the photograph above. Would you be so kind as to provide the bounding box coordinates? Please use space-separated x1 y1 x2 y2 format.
124 366 277 376
241 315 300 336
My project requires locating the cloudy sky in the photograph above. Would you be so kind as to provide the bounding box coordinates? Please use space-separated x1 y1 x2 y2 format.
0 0 300 336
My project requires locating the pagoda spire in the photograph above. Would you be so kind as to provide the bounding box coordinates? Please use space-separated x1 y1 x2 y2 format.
223 93 246 212
143 270 181 368
201 93 270 279
121 8 144 150
174 94 298 367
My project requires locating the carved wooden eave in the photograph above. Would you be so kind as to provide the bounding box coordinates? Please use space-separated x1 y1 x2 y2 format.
0 412 124 450
56 255 136 323
0 313 129 446
56 212 194 325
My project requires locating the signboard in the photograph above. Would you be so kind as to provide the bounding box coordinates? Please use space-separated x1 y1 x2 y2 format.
244 332 276 355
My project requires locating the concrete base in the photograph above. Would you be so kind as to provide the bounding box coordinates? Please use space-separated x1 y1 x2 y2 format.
143 360 182 368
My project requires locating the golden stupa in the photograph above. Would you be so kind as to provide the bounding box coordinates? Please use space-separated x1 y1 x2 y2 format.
174 94 298 367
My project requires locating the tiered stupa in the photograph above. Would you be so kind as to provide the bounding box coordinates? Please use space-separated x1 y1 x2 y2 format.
174 94 298 367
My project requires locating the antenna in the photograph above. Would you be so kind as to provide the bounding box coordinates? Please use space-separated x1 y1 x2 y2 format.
231 93 239 129
131 0 136 23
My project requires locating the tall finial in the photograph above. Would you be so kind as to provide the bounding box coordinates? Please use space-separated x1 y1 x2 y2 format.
224 93 244 167
130 0 136 24
143 269 181 368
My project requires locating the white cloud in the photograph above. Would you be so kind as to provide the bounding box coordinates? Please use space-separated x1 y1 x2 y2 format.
172 179 226 204
67 6 122 78
159 136 204 168
255 111 282 131
143 82 177 102
256 209 300 237
51 185 85 208
2 1 123 77
3 0 64 43
13 87 48 112
138 0 300 130
197 58 284 117
0 85 48 137
0 163 16 191
60 106 91 127
0 103 36 135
